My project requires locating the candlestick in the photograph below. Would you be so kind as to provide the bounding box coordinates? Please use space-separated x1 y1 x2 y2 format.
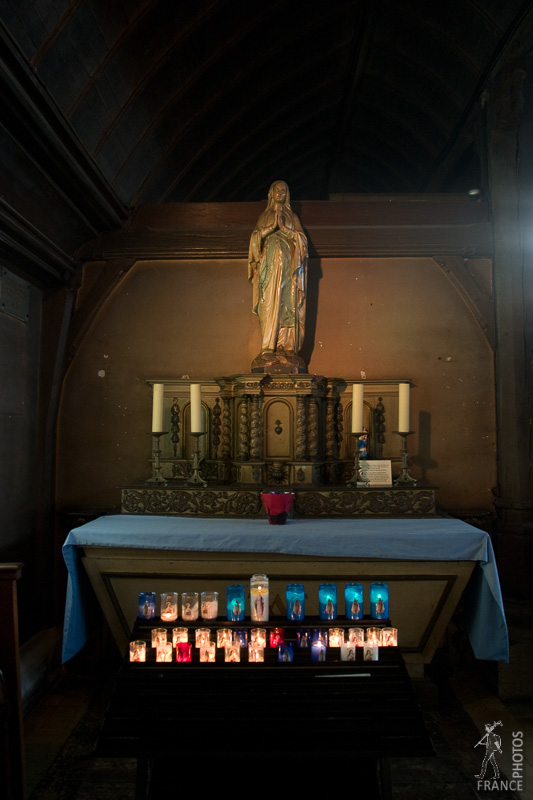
346 432 369 487
152 383 165 432
190 384 203 433
146 431 168 485
352 384 364 433
398 382 410 432
393 431 417 485
184 431 208 487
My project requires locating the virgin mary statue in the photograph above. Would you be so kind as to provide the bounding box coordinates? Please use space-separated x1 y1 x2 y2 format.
248 181 308 373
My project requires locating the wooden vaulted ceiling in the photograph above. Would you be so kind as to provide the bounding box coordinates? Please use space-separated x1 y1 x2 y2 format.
1 0 532 282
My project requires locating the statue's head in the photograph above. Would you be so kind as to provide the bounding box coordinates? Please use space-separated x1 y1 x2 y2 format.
267 180 291 209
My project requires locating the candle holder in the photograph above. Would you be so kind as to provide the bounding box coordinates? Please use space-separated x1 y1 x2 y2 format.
347 432 369 487
146 431 168 485
393 431 417 485
184 431 208 487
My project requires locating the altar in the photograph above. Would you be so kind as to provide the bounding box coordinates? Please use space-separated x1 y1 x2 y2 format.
62 515 508 666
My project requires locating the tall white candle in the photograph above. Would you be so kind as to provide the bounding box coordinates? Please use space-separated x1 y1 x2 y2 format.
151 383 165 432
190 384 203 432
398 382 410 432
352 384 364 433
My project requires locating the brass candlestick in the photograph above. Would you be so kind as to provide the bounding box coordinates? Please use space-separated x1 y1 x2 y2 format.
393 431 417 485
347 432 369 487
184 432 208 487
147 431 168 485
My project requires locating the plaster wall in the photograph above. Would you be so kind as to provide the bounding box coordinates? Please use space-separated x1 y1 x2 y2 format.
57 256 496 512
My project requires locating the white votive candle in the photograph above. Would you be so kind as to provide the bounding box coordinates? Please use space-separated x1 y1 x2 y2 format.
152 383 165 432
398 382 410 432
352 384 364 432
190 384 203 432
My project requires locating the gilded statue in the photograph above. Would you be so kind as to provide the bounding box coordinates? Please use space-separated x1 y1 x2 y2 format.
248 180 308 373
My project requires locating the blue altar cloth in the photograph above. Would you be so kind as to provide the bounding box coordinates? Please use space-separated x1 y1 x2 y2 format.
62 515 508 662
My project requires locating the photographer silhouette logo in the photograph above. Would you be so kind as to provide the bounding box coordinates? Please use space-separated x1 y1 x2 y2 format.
474 720 525 793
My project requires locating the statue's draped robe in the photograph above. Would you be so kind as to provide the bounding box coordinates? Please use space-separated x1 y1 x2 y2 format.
248 207 307 353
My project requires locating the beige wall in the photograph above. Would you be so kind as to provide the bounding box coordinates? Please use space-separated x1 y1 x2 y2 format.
57 255 495 512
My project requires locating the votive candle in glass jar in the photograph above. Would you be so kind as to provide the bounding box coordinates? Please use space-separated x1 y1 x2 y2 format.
319 583 337 620
217 628 233 648
225 644 240 662
278 643 294 662
370 582 389 620
156 642 173 662
382 627 398 647
200 591 218 620
248 644 264 662
348 627 365 647
172 627 188 648
138 592 156 621
181 591 199 621
129 641 146 662
328 628 344 647
311 641 327 662
151 628 167 648
364 643 379 662
250 628 267 648
250 574 269 622
176 642 192 662
340 642 356 661
269 628 284 648
296 629 311 648
312 629 328 646
226 584 245 622
199 643 216 662
344 583 363 620
195 628 211 648
286 583 305 621
233 629 248 648
160 592 178 622
366 627 383 647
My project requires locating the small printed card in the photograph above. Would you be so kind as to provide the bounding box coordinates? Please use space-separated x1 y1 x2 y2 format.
359 460 392 487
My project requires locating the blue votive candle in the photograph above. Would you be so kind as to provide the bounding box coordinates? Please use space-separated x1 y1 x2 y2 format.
278 643 294 662
286 583 305 621
226 584 245 622
344 582 364 620
318 583 337 620
138 591 156 620
370 582 389 620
